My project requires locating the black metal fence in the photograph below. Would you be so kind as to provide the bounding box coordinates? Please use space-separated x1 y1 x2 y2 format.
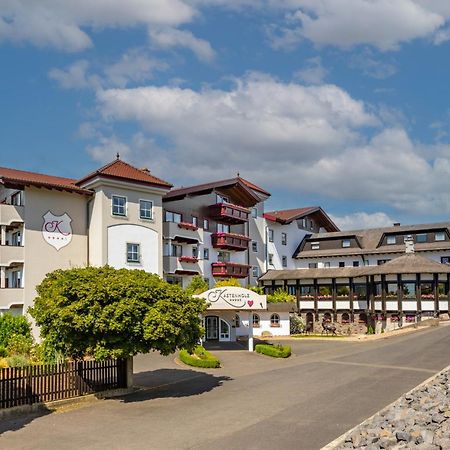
0 359 127 409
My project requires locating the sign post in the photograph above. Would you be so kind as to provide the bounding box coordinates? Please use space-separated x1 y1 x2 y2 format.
248 312 253 352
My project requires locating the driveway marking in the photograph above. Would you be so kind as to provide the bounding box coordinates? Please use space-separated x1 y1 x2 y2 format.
323 359 437 374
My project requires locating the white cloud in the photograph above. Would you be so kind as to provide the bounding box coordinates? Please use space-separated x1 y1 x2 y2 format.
48 60 101 90
330 212 395 230
149 27 216 62
269 0 448 51
294 56 327 84
86 135 132 163
0 0 195 51
349 49 397 79
92 74 450 215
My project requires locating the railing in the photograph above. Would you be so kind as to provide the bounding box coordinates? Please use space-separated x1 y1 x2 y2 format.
208 203 250 223
163 221 201 244
211 262 250 278
211 232 250 251
0 359 127 409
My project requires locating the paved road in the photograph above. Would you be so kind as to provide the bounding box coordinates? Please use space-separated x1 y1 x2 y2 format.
1 325 450 450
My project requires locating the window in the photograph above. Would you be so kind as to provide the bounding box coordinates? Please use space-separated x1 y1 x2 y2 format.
435 232 446 241
169 244 183 257
441 257 450 264
386 235 396 245
353 261 359 267
354 284 367 300
192 216 198 227
203 219 209 230
11 271 21 288
216 194 229 204
378 259 390 265
268 229 274 242
127 243 140 263
217 223 230 233
416 233 427 243
251 208 258 218
203 248 209 260
281 232 287 245
139 200 153 220
341 313 350 324
11 232 21 246
252 241 258 252
402 282 416 299
299 218 306 229
252 266 259 278
252 314 260 327
309 220 314 230
165 211 182 223
300 285 314 297
339 261 345 268
11 191 23 206
268 253 274 265
166 276 182 286
112 195 126 216
342 239 351 248
308 262 317 269
192 247 198 258
282 256 288 267
323 262 330 268
217 251 230 262
270 313 280 327
386 283 398 298
311 242 320 250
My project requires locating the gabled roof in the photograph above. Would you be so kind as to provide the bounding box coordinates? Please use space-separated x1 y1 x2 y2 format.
0 166 92 195
76 158 172 190
163 177 263 207
264 207 339 232
239 177 271 197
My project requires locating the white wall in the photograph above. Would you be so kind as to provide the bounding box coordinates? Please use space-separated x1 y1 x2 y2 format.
235 311 290 337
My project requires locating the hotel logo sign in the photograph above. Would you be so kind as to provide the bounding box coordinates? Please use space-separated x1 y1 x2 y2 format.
42 211 73 250
195 287 267 310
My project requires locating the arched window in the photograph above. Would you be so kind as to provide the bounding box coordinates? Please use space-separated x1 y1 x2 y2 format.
270 313 280 327
252 313 260 327
341 312 350 324
234 314 240 328
358 313 368 324
323 312 332 322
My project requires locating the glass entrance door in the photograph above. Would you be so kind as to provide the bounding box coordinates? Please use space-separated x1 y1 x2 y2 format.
219 319 230 341
205 316 219 340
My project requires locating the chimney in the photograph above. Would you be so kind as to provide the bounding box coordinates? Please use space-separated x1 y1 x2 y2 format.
140 167 150 174
393 222 401 227
404 234 415 254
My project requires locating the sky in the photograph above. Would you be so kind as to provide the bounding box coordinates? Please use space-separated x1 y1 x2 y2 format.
2 0 450 230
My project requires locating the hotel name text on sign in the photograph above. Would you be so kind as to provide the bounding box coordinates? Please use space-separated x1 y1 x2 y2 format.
195 287 267 310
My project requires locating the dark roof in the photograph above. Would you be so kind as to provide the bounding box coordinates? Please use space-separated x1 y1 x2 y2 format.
260 267 367 281
164 177 263 207
0 166 92 195
264 206 339 232
295 222 450 258
239 178 271 197
76 158 172 189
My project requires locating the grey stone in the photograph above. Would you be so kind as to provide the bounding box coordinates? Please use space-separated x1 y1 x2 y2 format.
432 413 446 424
396 430 411 442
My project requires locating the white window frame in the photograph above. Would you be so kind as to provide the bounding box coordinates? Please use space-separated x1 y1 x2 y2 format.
268 253 274 265
112 195 127 217
342 239 351 248
203 248 209 260
311 242 320 250
165 211 182 223
203 219 209 230
435 232 446 242
126 243 140 263
386 235 396 245
251 207 258 218
268 229 274 242
270 313 280 327
139 199 153 220
416 233 427 243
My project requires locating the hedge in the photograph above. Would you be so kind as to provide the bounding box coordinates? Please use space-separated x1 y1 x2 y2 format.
255 344 291 358
179 346 220 368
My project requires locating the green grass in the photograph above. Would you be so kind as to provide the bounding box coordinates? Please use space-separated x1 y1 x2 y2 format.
179 345 220 368
255 344 291 358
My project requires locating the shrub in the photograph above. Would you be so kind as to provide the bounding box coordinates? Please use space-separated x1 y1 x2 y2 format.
0 357 7 369
179 345 220 368
6 354 31 368
214 278 241 288
267 288 296 303
255 343 291 358
0 346 8 358
30 340 65 365
0 314 32 348
185 276 209 296
261 330 273 337
290 314 305 334
366 325 375 335
7 333 33 356
249 286 264 295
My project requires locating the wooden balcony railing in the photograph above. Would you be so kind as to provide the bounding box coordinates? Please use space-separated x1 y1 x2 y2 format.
211 232 250 251
208 203 250 224
211 262 250 279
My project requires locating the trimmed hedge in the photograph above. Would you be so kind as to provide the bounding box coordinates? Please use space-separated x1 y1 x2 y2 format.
179 345 220 368
255 344 291 358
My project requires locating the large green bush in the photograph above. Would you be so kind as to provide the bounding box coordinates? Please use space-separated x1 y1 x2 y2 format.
185 275 209 296
0 314 32 348
179 345 220 368
255 343 291 358
267 288 296 303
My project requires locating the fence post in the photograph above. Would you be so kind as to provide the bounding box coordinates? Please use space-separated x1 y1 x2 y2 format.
26 366 32 405
126 357 133 388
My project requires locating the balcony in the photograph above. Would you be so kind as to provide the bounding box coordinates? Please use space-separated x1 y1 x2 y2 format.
0 288 24 309
208 203 250 224
0 245 24 266
163 221 201 244
211 232 250 251
211 262 250 279
164 256 200 276
0 204 25 226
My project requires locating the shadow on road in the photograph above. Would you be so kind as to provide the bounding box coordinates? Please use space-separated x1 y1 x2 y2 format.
0 408 52 436
122 368 232 403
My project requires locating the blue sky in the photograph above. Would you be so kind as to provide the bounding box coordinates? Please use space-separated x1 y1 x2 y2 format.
1 1 450 229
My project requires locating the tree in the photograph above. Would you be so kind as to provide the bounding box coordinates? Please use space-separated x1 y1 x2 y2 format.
185 275 209 296
29 266 207 360
214 278 241 288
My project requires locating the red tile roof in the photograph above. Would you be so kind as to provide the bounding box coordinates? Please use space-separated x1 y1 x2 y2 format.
76 159 172 189
0 166 92 195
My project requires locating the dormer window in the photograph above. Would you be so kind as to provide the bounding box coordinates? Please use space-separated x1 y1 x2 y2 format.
342 239 351 248
416 233 427 243
311 242 320 250
386 235 396 245
435 232 446 242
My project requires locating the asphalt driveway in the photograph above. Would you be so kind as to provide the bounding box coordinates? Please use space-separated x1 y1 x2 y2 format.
1 325 450 450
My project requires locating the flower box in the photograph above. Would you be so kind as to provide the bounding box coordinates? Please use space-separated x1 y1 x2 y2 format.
421 294 435 299
317 295 332 299
177 222 198 231
178 256 198 263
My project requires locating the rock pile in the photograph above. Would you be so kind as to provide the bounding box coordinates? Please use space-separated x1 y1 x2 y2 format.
336 369 450 449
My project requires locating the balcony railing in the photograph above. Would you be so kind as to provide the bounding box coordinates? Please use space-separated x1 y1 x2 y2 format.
163 221 201 244
163 256 200 276
211 262 250 279
208 203 250 224
211 232 250 251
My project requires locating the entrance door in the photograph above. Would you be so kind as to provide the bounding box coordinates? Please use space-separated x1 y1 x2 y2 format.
219 319 230 341
205 316 219 340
